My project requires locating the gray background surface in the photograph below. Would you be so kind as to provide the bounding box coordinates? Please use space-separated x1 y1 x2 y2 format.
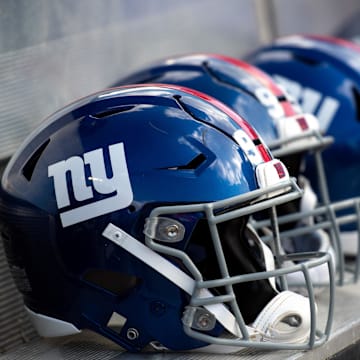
1 0 360 356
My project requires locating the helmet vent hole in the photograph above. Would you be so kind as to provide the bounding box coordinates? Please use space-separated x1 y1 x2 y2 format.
202 60 254 96
177 153 206 170
163 153 206 171
91 105 135 119
352 86 360 121
22 139 50 181
293 54 321 66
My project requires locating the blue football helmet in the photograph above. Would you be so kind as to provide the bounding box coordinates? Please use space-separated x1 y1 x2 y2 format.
0 85 333 352
247 34 360 271
111 54 338 286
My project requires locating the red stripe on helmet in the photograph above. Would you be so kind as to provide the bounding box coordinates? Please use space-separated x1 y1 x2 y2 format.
110 83 272 162
210 54 285 96
208 54 297 117
301 34 360 53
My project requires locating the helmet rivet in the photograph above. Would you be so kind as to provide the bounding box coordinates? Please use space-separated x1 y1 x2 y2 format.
166 224 179 238
126 328 139 340
197 313 211 329
150 301 166 316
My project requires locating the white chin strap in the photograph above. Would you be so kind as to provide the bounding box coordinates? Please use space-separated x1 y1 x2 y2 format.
252 290 311 343
103 223 313 353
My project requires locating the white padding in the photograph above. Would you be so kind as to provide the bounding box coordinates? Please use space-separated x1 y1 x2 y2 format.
25 306 81 337
252 291 312 343
341 230 359 256
256 159 290 198
298 175 318 226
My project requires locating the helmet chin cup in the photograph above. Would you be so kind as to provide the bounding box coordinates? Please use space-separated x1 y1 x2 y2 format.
252 291 312 344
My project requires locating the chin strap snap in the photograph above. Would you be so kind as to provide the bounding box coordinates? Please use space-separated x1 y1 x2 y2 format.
252 290 312 343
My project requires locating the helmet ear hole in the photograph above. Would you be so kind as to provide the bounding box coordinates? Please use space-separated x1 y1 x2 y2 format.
83 269 140 297
293 54 320 66
22 139 50 181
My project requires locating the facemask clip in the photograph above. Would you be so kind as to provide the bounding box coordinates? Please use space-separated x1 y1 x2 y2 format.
144 216 185 242
182 306 216 332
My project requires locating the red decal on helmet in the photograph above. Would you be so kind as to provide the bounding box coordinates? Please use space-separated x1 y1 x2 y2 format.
273 162 286 179
209 54 297 117
210 54 284 96
258 144 272 162
296 116 309 131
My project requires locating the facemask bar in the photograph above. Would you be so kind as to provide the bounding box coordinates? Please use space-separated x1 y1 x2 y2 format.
312 147 360 285
256 195 360 285
266 122 358 285
270 130 333 157
144 177 334 350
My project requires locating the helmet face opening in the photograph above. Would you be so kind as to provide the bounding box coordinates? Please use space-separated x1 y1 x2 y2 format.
189 216 277 324
138 177 333 351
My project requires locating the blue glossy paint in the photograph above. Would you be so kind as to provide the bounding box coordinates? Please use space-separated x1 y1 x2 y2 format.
0 84 268 352
247 34 360 209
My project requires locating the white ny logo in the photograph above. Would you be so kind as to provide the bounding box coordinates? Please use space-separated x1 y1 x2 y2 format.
48 142 133 227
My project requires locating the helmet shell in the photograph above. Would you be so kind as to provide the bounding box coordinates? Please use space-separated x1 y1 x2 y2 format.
0 84 270 351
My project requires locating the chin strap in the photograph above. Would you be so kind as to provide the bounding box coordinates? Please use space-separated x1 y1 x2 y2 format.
195 290 314 354
103 223 313 352
252 290 312 343
298 175 318 226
